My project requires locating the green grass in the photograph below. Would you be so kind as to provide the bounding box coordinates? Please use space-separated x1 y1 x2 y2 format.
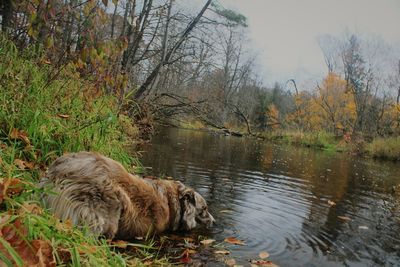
260 130 341 151
367 136 400 161
0 35 162 266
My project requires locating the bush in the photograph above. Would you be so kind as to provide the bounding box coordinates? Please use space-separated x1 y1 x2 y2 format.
367 136 400 161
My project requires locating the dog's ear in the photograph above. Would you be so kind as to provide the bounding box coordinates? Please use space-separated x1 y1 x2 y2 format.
177 181 195 204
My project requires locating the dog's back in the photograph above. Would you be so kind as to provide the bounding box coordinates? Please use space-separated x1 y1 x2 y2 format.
42 152 123 238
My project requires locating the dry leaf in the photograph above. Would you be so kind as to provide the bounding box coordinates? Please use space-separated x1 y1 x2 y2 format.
225 258 236 266
200 239 216 245
0 219 55 266
111 240 128 248
19 203 43 215
250 259 279 267
214 249 230 255
327 200 336 206
57 114 70 119
9 128 30 145
337 216 351 221
259 251 270 259
224 237 245 245
0 178 24 203
14 159 27 169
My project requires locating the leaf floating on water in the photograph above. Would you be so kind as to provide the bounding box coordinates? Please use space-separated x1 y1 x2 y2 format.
259 251 270 259
337 216 351 221
200 239 216 245
250 259 279 266
224 237 245 245
214 249 230 255
225 258 236 266
327 200 336 206
358 225 369 230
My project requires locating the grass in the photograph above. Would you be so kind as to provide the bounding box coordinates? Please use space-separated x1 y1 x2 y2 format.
260 130 342 152
367 136 400 161
0 35 166 266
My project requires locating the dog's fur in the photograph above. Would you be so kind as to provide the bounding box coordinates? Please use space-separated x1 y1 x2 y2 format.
41 151 215 240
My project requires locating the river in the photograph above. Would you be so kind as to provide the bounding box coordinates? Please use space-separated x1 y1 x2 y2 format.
140 127 400 266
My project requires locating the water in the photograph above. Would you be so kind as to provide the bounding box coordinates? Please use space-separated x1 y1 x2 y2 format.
139 127 400 266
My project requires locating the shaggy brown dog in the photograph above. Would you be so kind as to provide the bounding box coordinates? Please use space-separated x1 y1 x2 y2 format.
41 151 215 240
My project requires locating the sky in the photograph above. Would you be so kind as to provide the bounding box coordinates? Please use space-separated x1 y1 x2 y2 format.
218 0 400 87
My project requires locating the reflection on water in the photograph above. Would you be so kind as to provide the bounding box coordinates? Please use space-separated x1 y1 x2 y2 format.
139 127 400 266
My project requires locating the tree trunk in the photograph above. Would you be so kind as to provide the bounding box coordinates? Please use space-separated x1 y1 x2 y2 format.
1 0 13 33
135 0 212 100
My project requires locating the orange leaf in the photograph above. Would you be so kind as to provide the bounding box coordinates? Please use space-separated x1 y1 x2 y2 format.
111 240 128 248
224 237 245 245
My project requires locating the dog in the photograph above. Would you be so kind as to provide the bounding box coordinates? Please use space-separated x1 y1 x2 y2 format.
40 151 215 240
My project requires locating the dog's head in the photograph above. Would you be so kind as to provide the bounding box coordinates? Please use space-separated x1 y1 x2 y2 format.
177 182 215 230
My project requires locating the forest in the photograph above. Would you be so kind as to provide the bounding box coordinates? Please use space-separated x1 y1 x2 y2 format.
0 0 400 266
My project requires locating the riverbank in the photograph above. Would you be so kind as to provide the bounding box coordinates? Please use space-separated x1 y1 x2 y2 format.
176 120 400 161
0 36 169 266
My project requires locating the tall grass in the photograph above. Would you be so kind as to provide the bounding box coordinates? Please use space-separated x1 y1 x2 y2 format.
367 136 400 161
260 130 340 151
0 36 157 266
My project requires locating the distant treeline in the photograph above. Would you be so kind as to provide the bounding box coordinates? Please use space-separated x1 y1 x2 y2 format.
1 0 399 137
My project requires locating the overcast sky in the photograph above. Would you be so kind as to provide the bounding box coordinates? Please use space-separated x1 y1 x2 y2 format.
218 0 400 87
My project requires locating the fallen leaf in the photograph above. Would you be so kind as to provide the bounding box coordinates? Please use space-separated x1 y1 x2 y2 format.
143 260 153 266
224 237 245 245
19 203 43 215
111 240 128 248
0 219 55 266
179 249 191 264
250 259 279 267
259 251 270 259
358 225 369 230
0 178 24 203
9 128 30 145
32 240 56 267
327 200 336 206
214 249 230 255
225 258 236 266
337 216 351 221
14 159 27 169
57 114 70 119
200 239 216 245
78 243 97 254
